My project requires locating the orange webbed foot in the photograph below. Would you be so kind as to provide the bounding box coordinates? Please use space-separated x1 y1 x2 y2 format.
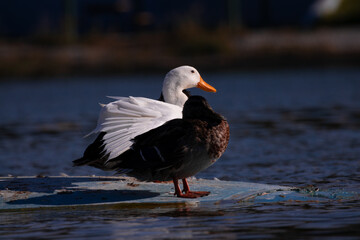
175 191 210 198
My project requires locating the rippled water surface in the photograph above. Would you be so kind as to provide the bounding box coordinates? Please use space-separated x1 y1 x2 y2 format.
1 68 360 239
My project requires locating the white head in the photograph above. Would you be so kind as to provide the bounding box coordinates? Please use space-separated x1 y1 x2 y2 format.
162 66 216 106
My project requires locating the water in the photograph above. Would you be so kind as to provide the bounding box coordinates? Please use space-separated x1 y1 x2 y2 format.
1 68 360 239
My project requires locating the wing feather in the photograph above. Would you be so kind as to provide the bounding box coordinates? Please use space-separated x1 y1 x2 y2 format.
87 96 182 160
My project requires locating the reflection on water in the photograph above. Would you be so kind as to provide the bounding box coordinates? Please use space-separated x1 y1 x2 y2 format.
0 68 360 239
1 201 360 239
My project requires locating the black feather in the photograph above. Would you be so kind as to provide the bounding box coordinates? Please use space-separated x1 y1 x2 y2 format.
73 132 110 170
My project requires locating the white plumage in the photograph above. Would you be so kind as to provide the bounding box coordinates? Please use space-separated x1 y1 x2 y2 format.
88 96 182 159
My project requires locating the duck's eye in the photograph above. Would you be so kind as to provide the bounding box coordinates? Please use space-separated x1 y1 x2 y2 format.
191 70 195 73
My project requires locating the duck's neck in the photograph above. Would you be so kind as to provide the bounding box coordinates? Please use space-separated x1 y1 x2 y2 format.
162 87 188 106
162 76 189 106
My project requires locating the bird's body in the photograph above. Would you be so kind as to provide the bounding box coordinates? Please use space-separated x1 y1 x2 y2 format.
75 96 230 198
77 66 216 167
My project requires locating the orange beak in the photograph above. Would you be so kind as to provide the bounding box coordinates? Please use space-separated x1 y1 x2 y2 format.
197 76 216 93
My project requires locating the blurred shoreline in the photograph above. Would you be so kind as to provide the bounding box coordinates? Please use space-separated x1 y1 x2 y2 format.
1 27 359 79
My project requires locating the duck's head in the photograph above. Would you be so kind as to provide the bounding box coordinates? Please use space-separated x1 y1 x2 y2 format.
162 66 216 107
183 95 223 123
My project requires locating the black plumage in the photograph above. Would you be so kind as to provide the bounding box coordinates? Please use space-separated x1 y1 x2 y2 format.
74 95 229 198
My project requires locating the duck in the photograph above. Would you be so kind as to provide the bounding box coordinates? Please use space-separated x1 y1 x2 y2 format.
76 95 230 198
74 66 216 169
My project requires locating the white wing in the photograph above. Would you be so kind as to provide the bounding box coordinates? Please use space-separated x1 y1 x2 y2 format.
88 96 182 160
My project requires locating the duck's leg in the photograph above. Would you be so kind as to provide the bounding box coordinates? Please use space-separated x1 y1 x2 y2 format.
173 178 184 197
182 178 210 197
172 178 205 198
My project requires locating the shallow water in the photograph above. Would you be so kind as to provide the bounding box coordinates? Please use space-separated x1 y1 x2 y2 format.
1 68 360 239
